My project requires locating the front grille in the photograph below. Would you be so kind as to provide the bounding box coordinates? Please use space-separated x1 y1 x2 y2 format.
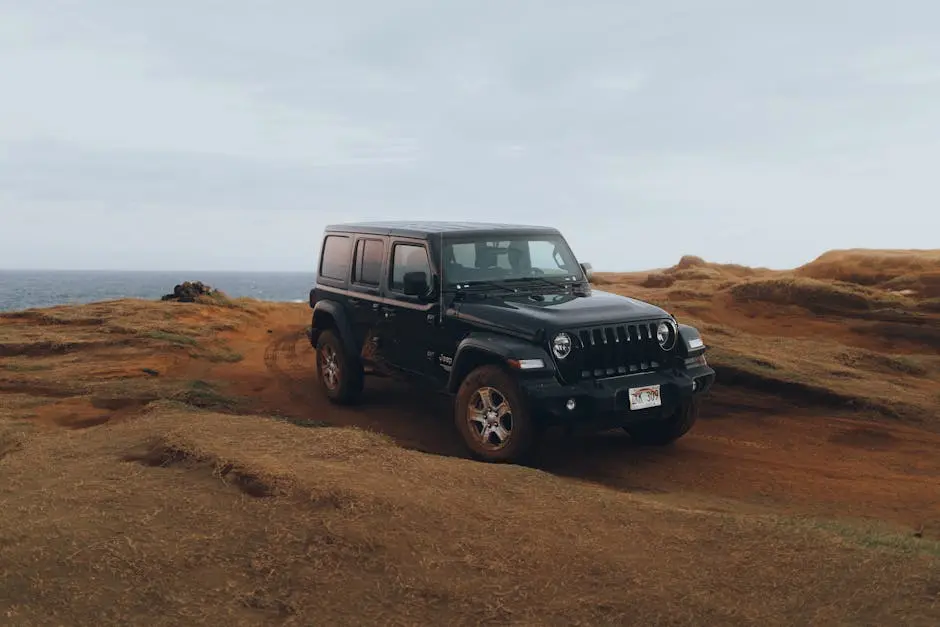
574 321 672 379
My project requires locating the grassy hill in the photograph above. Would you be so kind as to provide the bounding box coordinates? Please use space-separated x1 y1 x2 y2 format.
2 250 939 625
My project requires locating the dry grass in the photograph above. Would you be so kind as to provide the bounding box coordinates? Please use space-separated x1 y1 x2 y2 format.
591 249 940 427
884 270 940 299
796 248 940 289
1 255 940 625
633 258 758 290
0 299 267 432
192 347 244 363
728 276 906 314
1 404 938 625
703 341 937 423
642 272 676 288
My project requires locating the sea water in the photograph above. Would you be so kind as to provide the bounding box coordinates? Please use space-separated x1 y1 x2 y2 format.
0 270 316 312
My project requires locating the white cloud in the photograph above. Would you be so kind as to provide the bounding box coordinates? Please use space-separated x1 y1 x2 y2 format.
0 11 417 167
589 71 648 93
853 42 940 86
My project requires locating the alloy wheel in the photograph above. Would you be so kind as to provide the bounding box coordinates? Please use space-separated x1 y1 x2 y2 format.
319 344 340 391
467 386 513 450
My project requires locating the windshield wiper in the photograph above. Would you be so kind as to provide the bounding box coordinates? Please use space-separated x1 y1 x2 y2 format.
503 276 572 291
451 280 520 294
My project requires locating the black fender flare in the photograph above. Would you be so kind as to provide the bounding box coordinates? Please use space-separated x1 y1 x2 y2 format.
677 323 706 357
446 332 553 393
310 300 359 361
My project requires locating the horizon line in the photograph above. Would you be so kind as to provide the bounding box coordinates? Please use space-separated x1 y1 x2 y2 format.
0 267 317 274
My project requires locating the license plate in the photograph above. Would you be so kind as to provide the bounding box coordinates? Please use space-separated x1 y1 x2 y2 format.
628 385 662 410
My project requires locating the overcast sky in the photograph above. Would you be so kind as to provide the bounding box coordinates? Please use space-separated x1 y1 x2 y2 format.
1 1 938 272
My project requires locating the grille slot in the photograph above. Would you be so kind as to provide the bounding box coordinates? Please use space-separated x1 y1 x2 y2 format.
575 321 670 379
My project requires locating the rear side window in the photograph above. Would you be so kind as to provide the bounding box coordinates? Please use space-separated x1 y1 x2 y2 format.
352 238 384 287
389 243 431 292
319 235 351 281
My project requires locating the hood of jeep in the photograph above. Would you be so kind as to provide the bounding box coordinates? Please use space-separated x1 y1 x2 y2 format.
453 289 670 334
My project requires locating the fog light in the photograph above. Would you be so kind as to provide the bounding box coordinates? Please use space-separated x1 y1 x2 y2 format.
565 398 577 411
692 379 699 392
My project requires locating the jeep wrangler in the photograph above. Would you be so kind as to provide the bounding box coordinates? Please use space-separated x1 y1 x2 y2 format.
307 221 715 463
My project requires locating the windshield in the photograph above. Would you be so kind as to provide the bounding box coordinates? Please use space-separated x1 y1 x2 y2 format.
442 234 584 287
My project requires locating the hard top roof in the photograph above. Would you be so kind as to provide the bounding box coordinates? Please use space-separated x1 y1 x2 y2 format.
324 220 561 239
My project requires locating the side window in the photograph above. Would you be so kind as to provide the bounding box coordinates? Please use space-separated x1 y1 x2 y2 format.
319 235 351 281
389 243 431 292
352 238 384 287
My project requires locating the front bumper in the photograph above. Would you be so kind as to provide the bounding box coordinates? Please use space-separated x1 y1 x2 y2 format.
519 365 715 428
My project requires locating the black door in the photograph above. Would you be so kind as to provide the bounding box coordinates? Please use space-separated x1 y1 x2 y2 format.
379 239 447 382
347 236 387 367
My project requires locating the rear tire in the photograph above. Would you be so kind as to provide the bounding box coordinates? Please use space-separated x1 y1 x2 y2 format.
625 399 698 446
454 365 536 463
315 329 363 404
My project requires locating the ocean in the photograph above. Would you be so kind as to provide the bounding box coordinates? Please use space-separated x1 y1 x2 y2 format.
0 270 316 312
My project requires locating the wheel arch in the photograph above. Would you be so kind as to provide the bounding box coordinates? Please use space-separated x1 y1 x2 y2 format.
310 300 359 360
446 332 553 393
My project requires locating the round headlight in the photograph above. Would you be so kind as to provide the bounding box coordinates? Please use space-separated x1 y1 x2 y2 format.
552 333 572 359
656 321 677 350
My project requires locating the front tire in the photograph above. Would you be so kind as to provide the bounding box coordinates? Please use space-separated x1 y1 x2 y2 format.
454 365 536 463
315 329 363 404
625 398 698 445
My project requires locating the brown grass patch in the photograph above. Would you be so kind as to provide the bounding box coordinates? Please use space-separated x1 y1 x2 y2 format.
728 277 903 314
191 347 244 363
836 350 933 377
0 338 139 358
86 379 242 414
797 248 940 286
863 321 940 350
883 270 940 298
828 425 899 451
642 272 675 288
0 360 53 373
0 429 27 459
920 297 940 313
123 438 293 499
0 405 937 625
673 266 724 281
709 347 871 412
0 310 107 326
145 330 199 346
697 332 936 424
638 256 763 289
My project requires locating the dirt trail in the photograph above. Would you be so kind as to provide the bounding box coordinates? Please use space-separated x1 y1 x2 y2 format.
217 307 940 539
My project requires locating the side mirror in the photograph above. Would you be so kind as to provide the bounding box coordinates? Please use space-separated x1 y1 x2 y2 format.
580 262 594 281
402 271 430 298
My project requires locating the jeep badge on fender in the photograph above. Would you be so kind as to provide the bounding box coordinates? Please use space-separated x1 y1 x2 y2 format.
307 221 715 463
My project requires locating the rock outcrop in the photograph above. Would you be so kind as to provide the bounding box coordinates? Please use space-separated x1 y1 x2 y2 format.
161 281 224 303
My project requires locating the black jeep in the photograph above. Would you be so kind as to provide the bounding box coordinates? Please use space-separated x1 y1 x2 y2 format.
307 221 715 463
